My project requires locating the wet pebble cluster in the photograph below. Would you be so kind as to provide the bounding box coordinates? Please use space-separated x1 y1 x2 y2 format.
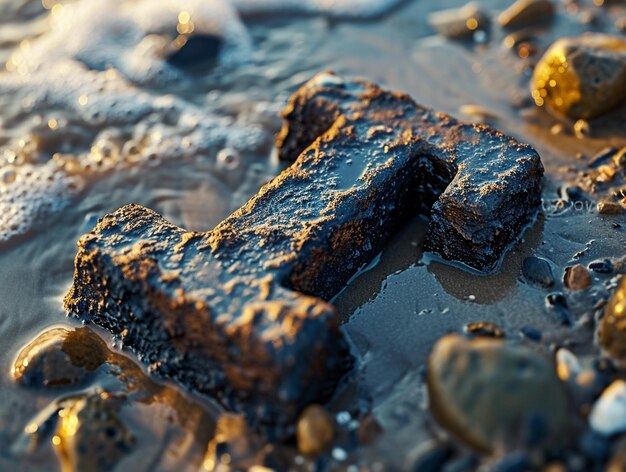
421 257 626 471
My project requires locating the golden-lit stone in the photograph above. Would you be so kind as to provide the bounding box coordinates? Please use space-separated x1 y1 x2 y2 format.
296 405 335 456
427 334 568 453
203 414 264 470
54 393 134 472
531 34 626 119
12 327 108 388
599 277 626 361
428 2 489 39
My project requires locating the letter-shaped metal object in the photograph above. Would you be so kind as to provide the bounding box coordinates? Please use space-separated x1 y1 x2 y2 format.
65 72 543 430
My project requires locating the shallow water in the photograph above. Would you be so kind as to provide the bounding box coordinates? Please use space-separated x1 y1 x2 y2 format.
1 0 626 470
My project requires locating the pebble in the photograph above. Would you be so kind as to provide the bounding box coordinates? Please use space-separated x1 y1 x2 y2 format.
578 429 611 461
428 2 490 39
411 444 453 472
165 34 222 70
598 201 624 215
598 276 626 360
531 34 626 119
606 436 626 472
589 380 626 436
519 326 542 341
11 327 108 388
358 414 383 444
556 348 583 382
296 405 335 456
546 293 573 325
522 256 555 288
427 335 568 453
204 414 264 469
589 259 614 274
564 264 592 291
55 393 135 471
463 321 504 338
498 0 555 28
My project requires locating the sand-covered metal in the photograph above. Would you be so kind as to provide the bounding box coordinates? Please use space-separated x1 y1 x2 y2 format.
64 72 543 429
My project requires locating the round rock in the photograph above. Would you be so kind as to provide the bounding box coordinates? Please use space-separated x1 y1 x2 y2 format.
427 334 568 453
598 276 626 361
12 327 109 388
590 380 626 436
531 34 626 119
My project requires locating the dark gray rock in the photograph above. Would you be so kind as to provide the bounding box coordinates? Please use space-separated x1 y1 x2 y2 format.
522 256 555 288
166 34 222 70
64 72 543 430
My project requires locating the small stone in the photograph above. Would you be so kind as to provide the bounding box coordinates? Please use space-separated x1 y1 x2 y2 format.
546 293 572 325
331 447 347 461
614 147 626 167
428 2 490 39
11 327 108 388
520 326 542 341
607 436 626 472
522 256 555 288
498 0 555 28
358 414 382 444
55 393 135 472
578 429 611 461
204 414 264 469
598 276 626 360
564 264 592 291
560 185 591 202
296 405 335 456
590 380 626 436
427 335 568 453
531 34 626 119
556 348 583 382
598 201 624 215
464 321 504 338
166 34 222 70
589 259 614 274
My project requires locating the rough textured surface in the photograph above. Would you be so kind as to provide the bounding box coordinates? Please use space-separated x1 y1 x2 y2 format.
427 335 568 454
64 72 543 430
531 34 626 119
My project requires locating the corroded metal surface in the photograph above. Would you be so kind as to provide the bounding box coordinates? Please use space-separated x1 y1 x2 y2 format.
64 72 543 430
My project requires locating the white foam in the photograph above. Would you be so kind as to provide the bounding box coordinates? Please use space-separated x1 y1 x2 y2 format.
232 0 404 18
0 0 403 242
